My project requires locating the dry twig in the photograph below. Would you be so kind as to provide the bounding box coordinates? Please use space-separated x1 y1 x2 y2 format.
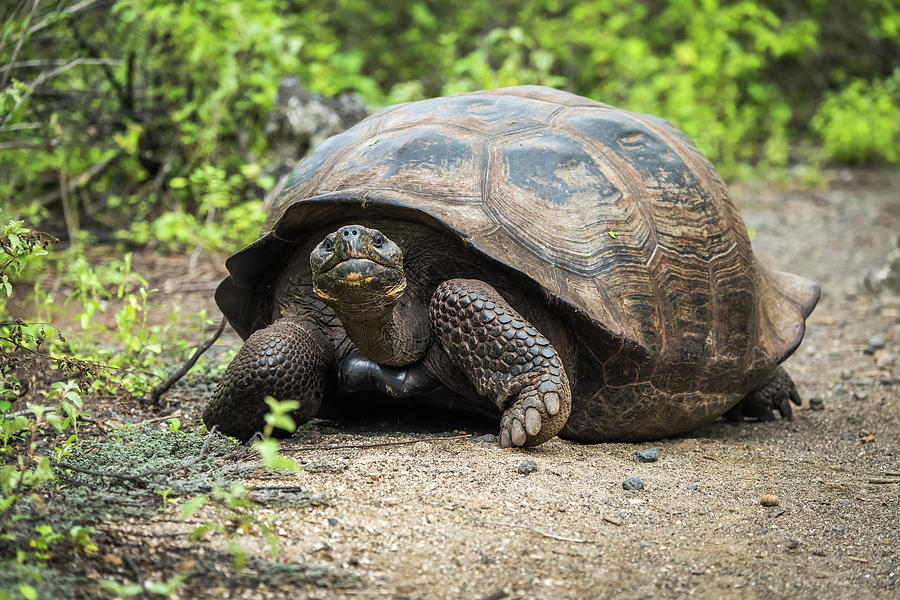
146 316 227 406
285 434 472 453
478 519 593 544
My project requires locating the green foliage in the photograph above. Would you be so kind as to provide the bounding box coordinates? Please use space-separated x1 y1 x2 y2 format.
812 71 900 164
4 0 898 245
251 397 303 472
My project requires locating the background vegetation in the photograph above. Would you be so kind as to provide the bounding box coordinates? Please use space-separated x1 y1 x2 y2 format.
2 0 899 240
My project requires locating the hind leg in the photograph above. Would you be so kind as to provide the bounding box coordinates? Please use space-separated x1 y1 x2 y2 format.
725 365 801 422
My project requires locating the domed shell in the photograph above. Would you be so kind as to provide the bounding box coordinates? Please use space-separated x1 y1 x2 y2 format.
217 86 818 393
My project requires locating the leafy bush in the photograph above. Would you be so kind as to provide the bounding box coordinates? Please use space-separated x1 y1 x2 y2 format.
812 71 900 164
2 0 899 244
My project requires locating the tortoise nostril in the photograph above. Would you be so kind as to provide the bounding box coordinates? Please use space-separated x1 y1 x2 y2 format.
342 230 349 237
351 229 358 236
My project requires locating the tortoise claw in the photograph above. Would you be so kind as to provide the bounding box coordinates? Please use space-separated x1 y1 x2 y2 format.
725 365 801 423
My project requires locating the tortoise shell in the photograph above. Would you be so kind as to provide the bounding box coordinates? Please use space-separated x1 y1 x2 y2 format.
216 85 818 439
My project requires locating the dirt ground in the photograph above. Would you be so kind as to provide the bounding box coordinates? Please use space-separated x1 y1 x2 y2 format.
95 169 899 599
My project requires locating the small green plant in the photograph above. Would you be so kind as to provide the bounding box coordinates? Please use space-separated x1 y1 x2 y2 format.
251 397 303 472
182 482 281 571
99 571 190 598
154 487 173 509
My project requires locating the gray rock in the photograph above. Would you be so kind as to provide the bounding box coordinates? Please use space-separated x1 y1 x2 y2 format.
517 460 538 475
808 396 825 411
634 447 659 462
861 235 900 295
864 335 886 355
876 353 895 368
263 77 370 189
852 391 869 401
622 477 644 491
473 433 498 444
832 384 849 397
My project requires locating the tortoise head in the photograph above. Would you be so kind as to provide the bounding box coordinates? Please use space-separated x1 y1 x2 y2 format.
310 224 406 311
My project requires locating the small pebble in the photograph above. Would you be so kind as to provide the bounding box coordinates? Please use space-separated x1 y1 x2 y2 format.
876 353 895 368
840 369 854 380
760 494 780 507
808 397 825 411
473 433 498 444
856 377 874 386
880 375 895 386
326 517 339 526
686 484 699 491
786 539 801 550
634 447 659 462
622 477 644 491
832 384 849 397
517 460 538 475
867 335 886 351
852 391 869 401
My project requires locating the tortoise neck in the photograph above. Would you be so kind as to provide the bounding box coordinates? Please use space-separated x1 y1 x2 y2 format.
332 293 431 366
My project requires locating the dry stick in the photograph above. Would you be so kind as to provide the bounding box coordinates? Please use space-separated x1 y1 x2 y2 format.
284 433 472 453
147 316 227 406
122 554 148 600
0 0 39 90
53 425 219 483
478 519 593 544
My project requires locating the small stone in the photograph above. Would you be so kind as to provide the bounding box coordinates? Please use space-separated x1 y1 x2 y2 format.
832 384 849 397
473 433 498 444
634 447 659 462
867 335 886 351
840 369 854 380
622 477 644 491
326 517 339 526
686 484 699 491
857 377 874 386
880 375 895 386
786 539 801 550
876 353 895 368
852 391 869 401
517 460 538 475
808 396 825 411
760 494 779 507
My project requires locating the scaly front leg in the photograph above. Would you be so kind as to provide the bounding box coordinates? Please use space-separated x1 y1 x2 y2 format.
203 317 332 442
430 279 572 447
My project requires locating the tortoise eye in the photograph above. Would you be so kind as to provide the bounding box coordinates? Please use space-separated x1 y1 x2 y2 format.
372 233 384 247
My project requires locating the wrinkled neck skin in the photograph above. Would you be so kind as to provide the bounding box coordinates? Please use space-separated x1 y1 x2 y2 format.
329 290 431 367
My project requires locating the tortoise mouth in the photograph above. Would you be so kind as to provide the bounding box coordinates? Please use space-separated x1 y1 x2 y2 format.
320 257 397 280
313 258 406 305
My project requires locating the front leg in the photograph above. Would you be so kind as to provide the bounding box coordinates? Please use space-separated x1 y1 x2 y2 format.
203 317 332 442
430 279 572 447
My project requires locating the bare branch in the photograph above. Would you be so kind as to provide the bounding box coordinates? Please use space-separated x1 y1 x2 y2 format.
0 57 122 74
0 0 40 91
146 316 227 406
28 0 107 35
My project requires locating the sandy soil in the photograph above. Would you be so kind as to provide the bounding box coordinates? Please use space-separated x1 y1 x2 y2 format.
113 170 899 599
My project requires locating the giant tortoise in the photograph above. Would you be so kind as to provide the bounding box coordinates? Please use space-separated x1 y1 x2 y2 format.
203 85 819 448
